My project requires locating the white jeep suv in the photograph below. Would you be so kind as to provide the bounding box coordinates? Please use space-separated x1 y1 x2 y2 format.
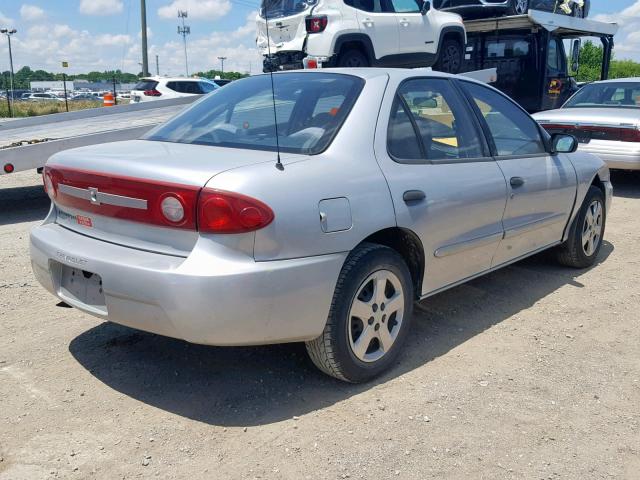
257 0 465 72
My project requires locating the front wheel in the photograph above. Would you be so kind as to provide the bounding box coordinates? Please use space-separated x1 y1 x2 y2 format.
433 39 462 74
305 243 414 383
555 185 606 268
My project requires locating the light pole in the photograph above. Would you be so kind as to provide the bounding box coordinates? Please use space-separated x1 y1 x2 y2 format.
1 28 17 116
140 0 149 76
218 56 227 76
177 11 190 76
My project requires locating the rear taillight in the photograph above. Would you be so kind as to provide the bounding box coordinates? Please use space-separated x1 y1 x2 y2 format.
197 189 274 234
541 123 640 143
305 15 328 33
619 128 640 142
45 166 274 234
143 89 162 97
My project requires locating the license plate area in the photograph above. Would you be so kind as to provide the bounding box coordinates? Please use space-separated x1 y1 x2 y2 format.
53 262 107 315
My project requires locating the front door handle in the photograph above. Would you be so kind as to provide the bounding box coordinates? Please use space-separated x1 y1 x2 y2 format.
403 190 426 204
510 177 525 188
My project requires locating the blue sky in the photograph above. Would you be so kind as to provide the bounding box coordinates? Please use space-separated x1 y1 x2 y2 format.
0 0 638 75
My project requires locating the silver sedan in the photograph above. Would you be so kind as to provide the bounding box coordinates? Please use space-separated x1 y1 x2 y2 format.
533 78 640 170
31 69 612 382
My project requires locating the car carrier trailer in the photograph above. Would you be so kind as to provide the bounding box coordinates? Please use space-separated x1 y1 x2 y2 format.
1 95 198 177
460 9 618 112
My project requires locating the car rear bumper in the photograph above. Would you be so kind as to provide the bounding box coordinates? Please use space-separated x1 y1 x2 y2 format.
578 140 640 170
30 222 345 346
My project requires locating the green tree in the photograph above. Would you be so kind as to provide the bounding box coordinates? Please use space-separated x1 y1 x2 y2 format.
576 40 640 82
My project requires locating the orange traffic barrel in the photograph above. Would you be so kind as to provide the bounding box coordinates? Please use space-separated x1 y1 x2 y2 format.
103 92 115 107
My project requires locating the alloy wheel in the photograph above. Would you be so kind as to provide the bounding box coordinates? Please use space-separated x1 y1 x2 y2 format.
581 199 603 256
348 269 405 363
441 45 461 73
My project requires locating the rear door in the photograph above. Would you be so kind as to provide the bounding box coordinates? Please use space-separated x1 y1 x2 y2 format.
389 0 437 55
347 0 399 59
460 80 577 267
375 77 508 295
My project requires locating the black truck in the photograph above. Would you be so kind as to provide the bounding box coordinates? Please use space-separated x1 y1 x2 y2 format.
458 9 617 112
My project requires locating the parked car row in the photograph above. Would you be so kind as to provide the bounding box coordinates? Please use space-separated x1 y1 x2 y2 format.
31 69 612 383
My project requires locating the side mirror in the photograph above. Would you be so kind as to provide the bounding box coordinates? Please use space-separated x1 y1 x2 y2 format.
571 39 581 73
552 133 578 153
421 1 431 15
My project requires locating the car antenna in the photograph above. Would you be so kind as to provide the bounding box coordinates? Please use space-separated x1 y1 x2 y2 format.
264 5 284 171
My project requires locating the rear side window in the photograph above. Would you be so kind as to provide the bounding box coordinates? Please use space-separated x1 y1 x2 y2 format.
145 73 364 155
167 81 202 94
134 80 158 91
462 81 546 156
486 38 531 58
387 78 484 163
344 0 378 12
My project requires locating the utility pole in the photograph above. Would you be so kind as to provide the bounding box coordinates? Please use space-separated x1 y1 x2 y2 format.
140 0 149 76
218 56 227 76
155 54 159 75
177 11 190 76
1 28 17 117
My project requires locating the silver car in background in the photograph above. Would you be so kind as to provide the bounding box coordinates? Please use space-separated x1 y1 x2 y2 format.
31 69 611 383
533 78 640 170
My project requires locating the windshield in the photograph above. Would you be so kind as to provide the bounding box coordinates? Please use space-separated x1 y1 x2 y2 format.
564 82 640 109
259 0 318 18
144 72 364 155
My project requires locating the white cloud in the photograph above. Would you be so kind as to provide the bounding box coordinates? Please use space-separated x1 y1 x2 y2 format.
79 0 124 16
593 1 640 60
0 10 15 26
95 33 132 46
157 0 232 21
20 4 45 21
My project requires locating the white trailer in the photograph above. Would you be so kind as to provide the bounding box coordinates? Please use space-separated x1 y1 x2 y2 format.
1 96 198 177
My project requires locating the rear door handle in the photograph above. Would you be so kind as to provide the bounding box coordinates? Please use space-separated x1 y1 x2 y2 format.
510 177 525 188
403 190 426 204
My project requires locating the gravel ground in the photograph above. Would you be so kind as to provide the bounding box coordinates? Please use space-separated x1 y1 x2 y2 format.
1 170 639 480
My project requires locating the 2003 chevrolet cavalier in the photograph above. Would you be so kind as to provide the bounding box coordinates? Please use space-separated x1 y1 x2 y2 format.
31 69 612 382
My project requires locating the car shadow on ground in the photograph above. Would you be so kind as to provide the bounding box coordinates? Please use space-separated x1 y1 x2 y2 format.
68 242 613 427
0 184 50 226
611 170 640 199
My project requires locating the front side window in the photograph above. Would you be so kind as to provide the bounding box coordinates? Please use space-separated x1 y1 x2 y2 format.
390 0 420 13
564 82 640 108
387 78 484 163
462 81 546 156
198 81 217 94
145 73 364 155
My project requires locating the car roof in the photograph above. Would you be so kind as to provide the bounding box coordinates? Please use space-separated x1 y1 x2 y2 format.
140 76 207 82
586 77 640 85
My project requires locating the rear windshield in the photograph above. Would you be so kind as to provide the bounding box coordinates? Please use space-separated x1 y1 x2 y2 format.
144 73 364 155
259 0 318 18
133 80 159 91
564 82 640 109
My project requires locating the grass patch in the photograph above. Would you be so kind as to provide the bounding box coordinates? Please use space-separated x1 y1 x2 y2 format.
0 99 129 118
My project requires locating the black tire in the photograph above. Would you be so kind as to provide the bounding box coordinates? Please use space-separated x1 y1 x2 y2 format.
337 49 370 68
556 185 606 268
508 0 529 15
305 243 414 383
433 39 462 74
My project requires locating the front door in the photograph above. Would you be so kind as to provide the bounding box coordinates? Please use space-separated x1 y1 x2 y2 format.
460 80 577 267
375 77 508 295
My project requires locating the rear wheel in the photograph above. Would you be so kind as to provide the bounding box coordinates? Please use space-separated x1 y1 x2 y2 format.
555 186 606 268
337 49 370 68
305 243 413 383
433 39 462 74
509 0 529 15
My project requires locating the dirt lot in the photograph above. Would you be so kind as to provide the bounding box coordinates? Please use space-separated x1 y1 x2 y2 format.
1 170 639 480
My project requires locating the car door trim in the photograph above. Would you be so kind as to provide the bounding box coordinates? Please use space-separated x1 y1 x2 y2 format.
434 231 503 258
502 212 566 239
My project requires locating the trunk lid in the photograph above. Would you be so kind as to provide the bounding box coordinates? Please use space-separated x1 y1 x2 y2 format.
534 107 640 128
46 140 276 256
256 10 309 55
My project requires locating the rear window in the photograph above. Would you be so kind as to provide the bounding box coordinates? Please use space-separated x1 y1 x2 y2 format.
259 0 317 18
133 80 159 91
144 73 364 155
564 82 640 109
486 38 531 58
